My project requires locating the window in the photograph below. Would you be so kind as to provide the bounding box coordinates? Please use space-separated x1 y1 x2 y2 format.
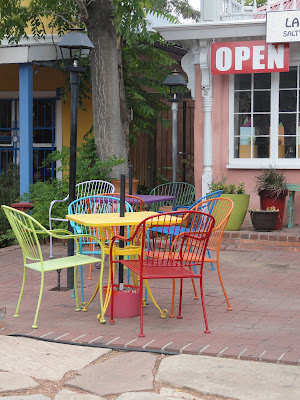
229 67 300 168
0 96 59 180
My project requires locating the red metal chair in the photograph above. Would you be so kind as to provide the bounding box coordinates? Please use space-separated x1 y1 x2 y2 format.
109 210 215 337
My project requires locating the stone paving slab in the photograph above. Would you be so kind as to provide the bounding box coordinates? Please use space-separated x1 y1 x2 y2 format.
0 371 39 392
66 351 157 397
117 393 183 400
54 389 106 399
0 336 110 381
156 354 300 400
0 396 50 400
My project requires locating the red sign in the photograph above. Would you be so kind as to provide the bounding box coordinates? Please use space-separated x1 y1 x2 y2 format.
211 41 289 74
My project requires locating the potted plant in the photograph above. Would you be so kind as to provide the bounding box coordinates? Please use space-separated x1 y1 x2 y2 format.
249 206 280 232
255 168 288 230
209 176 250 231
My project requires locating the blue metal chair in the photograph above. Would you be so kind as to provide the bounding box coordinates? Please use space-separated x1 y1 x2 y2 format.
150 190 222 269
68 195 134 305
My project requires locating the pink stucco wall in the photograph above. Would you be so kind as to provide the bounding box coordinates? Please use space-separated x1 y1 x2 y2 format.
194 65 300 226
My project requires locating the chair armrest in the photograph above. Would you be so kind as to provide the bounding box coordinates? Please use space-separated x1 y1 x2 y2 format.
46 230 105 255
49 196 69 229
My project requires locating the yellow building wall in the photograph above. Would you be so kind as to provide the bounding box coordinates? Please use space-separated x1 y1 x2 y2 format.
0 64 93 148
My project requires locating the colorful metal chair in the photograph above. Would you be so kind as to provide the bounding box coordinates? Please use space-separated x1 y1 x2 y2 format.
2 205 104 329
167 197 234 316
148 182 195 212
68 195 142 318
49 180 115 258
109 210 215 337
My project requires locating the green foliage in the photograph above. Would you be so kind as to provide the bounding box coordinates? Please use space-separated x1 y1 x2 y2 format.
0 165 20 247
209 176 246 195
21 178 68 230
20 127 125 230
255 167 287 196
0 1 193 142
45 127 125 181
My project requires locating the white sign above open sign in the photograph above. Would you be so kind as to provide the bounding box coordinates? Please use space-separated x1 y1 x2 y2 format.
266 10 300 43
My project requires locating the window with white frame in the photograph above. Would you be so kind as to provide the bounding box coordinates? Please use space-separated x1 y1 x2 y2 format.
229 67 300 168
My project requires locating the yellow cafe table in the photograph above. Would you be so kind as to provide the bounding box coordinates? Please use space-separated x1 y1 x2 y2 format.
66 211 181 322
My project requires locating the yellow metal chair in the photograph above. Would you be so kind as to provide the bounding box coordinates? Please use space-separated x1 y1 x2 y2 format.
2 205 104 329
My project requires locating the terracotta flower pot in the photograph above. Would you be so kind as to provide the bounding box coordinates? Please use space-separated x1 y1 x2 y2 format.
111 179 139 194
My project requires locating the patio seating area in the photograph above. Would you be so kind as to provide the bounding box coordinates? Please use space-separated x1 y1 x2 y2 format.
1 238 299 365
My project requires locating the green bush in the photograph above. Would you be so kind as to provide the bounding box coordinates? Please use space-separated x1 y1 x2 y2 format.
0 165 20 247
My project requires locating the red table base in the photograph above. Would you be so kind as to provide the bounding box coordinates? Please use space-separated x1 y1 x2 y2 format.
104 285 140 318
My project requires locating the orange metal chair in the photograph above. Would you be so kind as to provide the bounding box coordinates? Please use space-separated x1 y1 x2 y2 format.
167 197 234 316
109 210 215 337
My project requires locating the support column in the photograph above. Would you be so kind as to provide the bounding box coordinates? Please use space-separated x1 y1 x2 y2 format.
19 64 33 197
171 102 179 183
199 41 213 196
202 96 213 195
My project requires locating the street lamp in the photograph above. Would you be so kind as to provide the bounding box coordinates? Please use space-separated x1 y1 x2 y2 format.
163 70 187 183
58 29 94 289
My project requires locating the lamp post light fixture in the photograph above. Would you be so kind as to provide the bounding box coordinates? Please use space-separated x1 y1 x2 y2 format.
58 29 94 289
163 70 187 183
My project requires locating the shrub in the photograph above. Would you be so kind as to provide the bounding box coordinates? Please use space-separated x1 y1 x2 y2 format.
0 165 20 247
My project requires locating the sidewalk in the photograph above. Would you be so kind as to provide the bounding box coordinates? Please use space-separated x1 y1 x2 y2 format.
1 335 299 399
1 242 299 366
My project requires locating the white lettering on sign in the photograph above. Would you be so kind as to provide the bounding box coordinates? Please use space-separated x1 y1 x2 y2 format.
211 40 289 75
235 47 250 70
253 46 265 70
215 47 232 71
268 45 284 69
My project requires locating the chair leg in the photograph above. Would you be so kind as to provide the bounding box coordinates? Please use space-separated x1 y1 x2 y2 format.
14 267 27 318
139 278 145 337
73 266 80 312
207 249 215 270
32 272 45 329
87 243 94 280
177 278 183 319
199 274 210 334
49 236 53 259
170 279 176 318
215 258 232 311
144 280 168 318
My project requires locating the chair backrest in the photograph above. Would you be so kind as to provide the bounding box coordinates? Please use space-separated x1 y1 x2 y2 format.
195 197 234 252
135 210 215 272
68 195 133 244
101 193 146 212
187 190 223 210
2 205 45 264
149 182 195 211
75 180 115 199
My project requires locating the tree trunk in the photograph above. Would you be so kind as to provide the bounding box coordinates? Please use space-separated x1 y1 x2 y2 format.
85 0 130 179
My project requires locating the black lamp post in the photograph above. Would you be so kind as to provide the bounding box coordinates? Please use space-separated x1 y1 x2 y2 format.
163 70 187 183
58 29 94 289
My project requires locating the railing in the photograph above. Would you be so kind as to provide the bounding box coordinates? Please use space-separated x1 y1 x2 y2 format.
220 0 299 21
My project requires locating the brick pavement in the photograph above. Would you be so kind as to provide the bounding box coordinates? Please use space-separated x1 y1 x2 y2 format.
0 241 299 365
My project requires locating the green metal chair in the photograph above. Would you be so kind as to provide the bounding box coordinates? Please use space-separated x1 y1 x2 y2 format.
148 182 195 212
2 205 104 329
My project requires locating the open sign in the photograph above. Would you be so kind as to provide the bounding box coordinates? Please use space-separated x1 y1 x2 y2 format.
211 41 289 75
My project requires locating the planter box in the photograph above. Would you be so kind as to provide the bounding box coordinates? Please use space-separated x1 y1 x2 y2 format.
221 194 250 231
249 210 279 232
111 179 139 194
